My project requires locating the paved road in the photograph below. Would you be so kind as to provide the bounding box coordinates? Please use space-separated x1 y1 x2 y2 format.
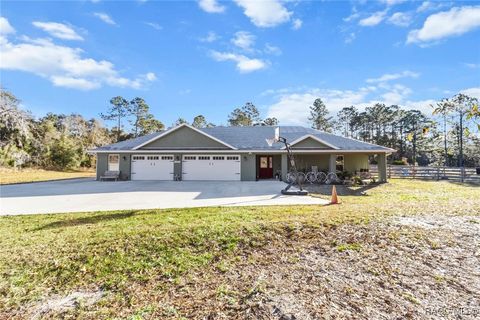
0 179 328 215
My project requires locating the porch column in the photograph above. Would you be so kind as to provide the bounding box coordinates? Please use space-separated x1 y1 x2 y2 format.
328 154 336 173
377 153 387 183
281 154 288 181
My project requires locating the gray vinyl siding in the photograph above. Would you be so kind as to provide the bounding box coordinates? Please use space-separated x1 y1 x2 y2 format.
273 155 281 177
241 154 256 181
140 126 230 150
344 154 369 174
96 151 388 182
293 154 330 172
95 153 130 180
281 154 288 181
119 154 131 180
173 154 182 180
291 137 331 149
96 153 108 180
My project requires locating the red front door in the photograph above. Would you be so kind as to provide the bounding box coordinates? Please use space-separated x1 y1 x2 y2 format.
259 156 273 179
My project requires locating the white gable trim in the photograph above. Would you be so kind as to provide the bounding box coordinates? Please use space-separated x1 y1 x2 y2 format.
283 134 340 150
132 123 237 150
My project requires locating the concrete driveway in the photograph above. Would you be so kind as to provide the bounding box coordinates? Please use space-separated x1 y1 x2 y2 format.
0 179 328 215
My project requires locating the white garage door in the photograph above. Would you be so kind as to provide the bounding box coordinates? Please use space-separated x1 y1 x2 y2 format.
182 155 241 181
131 155 174 180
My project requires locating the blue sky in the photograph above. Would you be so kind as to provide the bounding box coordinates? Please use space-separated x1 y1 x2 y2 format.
1 0 479 127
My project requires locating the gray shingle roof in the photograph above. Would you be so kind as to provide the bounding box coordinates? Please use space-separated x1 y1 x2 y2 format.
93 125 393 152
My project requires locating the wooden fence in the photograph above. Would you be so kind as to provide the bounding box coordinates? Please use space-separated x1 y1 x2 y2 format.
370 165 480 184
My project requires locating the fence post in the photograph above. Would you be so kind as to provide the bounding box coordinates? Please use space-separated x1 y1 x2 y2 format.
461 166 465 183
388 164 391 179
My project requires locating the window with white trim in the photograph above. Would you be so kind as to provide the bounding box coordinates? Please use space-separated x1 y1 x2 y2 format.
132 156 145 160
161 156 173 160
147 156 159 160
198 156 210 160
227 156 239 161
212 156 225 160
108 154 120 171
184 156 196 160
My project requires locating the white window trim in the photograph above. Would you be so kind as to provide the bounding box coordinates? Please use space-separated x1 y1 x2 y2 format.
108 154 120 171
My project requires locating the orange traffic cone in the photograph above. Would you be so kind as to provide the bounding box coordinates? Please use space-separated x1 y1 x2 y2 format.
330 185 340 204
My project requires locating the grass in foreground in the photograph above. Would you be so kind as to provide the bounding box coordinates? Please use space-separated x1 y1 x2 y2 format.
0 167 95 185
0 180 478 318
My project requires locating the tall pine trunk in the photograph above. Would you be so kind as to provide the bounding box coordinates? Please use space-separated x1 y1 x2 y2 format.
117 115 121 142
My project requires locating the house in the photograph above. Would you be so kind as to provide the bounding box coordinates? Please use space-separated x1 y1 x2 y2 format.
91 124 394 182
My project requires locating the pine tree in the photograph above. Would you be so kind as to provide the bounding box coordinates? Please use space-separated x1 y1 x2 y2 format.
308 98 332 132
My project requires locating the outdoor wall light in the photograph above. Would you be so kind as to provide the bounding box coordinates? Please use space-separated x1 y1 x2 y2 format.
123 156 127 161
243 156 248 160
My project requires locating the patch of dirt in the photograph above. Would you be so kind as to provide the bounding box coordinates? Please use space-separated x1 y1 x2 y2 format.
23 215 480 319
395 215 480 234
29 290 104 319
149 215 480 319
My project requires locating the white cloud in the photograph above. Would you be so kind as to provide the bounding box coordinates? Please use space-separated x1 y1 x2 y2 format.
380 0 406 6
388 12 412 27
407 6 480 44
264 43 282 55
292 18 302 30
231 31 255 51
32 21 83 40
145 72 157 81
266 88 372 125
464 63 480 69
343 8 360 22
210 50 267 73
234 0 292 28
198 0 225 14
416 1 449 13
0 17 15 35
380 84 412 105
199 31 219 43
366 70 420 83
461 87 480 99
51 76 100 90
93 12 116 25
404 99 437 114
417 1 433 13
266 83 480 124
144 22 162 30
265 82 437 125
344 32 356 44
359 11 387 27
0 32 156 90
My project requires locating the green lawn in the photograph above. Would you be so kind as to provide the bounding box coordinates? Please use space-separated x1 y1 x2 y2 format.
0 180 478 318
0 167 95 185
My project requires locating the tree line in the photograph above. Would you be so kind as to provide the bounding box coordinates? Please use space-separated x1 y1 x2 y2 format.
1 88 478 170
307 95 479 167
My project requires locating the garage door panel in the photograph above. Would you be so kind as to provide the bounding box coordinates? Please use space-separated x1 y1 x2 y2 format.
182 155 240 181
131 154 174 180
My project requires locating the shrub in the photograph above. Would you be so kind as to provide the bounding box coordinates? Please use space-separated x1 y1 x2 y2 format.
392 159 407 165
49 136 81 169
